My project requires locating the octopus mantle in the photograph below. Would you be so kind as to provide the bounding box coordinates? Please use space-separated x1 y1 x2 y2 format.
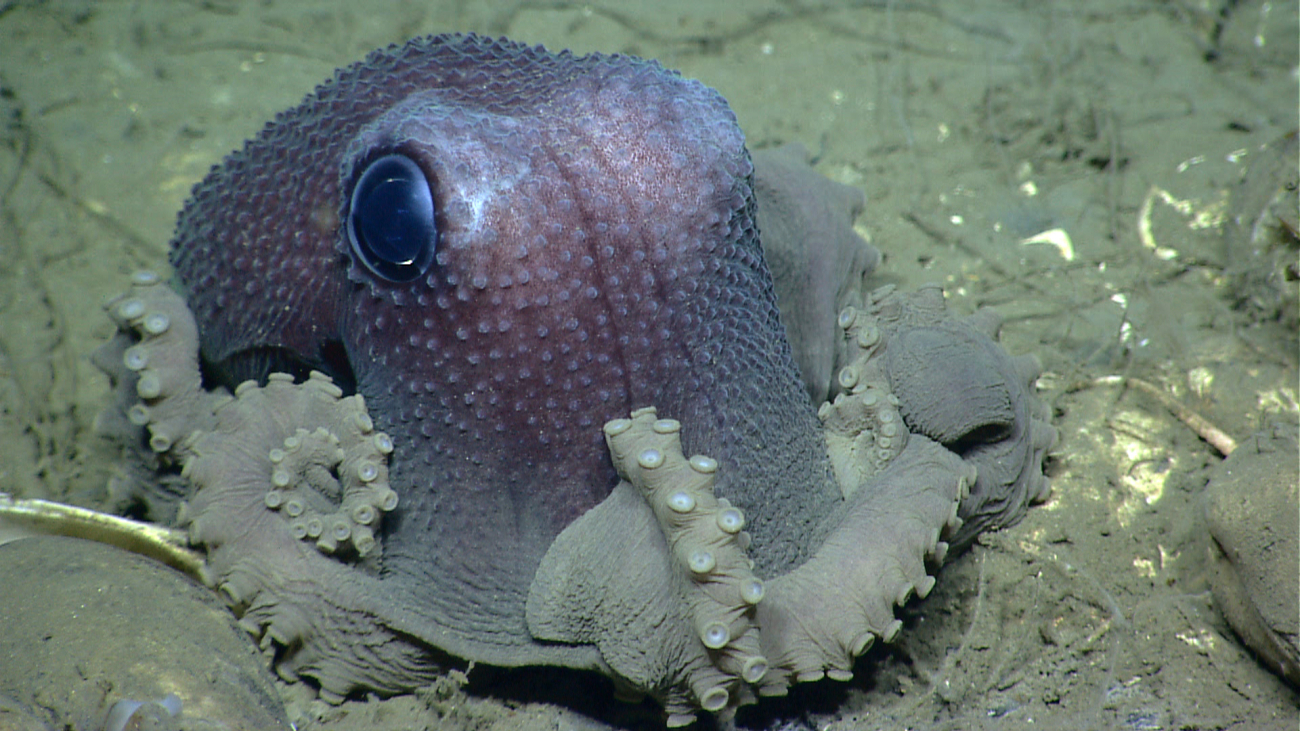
95 34 1055 725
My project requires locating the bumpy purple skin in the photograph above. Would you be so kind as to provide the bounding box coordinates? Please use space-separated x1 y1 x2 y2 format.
171 34 840 663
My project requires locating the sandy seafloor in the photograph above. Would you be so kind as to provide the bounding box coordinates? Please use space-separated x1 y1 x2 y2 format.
0 1 1297 729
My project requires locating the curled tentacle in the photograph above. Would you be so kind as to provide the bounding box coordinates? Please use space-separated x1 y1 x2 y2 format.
257 382 399 558
96 273 430 700
841 283 1057 550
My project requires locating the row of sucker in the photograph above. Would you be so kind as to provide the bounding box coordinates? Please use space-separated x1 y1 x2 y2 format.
818 302 908 498
603 407 768 727
1010 348 1057 508
755 435 973 695
102 270 218 459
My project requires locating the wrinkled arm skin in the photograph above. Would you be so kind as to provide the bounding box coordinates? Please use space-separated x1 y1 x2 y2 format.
754 143 880 404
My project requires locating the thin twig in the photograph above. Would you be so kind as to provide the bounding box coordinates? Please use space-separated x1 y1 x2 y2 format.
1079 375 1238 456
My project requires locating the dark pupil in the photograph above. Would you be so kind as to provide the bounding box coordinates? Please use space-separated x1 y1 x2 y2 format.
361 176 422 264
349 154 436 282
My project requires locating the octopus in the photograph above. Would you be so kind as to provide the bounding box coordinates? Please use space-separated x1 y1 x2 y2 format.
94 33 1056 725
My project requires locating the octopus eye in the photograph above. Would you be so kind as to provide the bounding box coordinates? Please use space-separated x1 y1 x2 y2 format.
348 154 437 282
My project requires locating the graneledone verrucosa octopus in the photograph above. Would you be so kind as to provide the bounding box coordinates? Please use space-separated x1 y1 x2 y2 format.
94 33 1056 726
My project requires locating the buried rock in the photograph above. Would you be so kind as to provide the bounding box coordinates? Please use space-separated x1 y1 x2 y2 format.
1204 423 1300 688
0 536 291 730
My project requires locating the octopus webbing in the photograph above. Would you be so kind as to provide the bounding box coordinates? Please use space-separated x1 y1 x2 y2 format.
95 33 1056 725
